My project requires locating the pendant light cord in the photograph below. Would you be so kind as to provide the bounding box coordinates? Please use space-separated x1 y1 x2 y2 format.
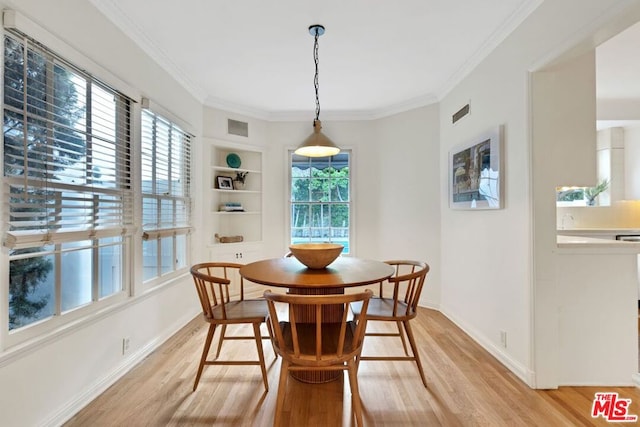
296 24 339 157
313 30 321 121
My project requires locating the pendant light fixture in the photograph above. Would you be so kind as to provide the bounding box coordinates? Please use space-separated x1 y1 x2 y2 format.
294 24 340 158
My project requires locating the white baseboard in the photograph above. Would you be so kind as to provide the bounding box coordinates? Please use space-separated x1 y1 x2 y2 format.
438 305 536 387
42 309 198 427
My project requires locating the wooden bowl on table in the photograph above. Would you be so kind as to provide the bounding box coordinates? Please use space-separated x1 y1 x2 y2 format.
288 243 344 269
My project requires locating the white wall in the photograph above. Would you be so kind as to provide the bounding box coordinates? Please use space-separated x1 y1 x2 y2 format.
372 106 441 306
596 127 625 205
439 0 640 388
625 125 640 200
438 29 535 386
555 251 638 385
263 109 442 292
0 1 203 426
532 50 599 388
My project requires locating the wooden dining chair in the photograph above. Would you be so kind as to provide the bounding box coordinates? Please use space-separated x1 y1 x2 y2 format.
264 289 373 427
190 262 275 392
352 260 430 388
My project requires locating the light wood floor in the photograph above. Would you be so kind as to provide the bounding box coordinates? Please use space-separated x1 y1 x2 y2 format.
65 307 640 426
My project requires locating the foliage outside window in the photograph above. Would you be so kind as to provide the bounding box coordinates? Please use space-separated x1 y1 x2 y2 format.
3 31 133 331
556 179 610 207
141 109 192 283
290 151 351 254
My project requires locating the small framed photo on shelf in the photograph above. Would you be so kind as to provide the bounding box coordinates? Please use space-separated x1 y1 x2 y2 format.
216 176 233 190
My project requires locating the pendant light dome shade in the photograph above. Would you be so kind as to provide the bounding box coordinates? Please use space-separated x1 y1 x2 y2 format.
295 120 340 157
295 24 340 158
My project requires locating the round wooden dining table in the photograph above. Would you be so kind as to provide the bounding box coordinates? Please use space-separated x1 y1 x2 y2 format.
240 256 394 291
240 256 395 383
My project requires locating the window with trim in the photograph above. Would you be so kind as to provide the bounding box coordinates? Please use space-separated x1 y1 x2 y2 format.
141 109 192 283
289 151 351 254
3 30 133 331
556 179 610 207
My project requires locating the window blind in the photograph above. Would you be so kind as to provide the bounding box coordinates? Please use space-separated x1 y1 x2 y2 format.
3 30 134 249
141 108 192 239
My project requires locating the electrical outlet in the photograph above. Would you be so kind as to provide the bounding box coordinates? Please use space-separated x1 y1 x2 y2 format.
122 337 131 355
500 331 507 348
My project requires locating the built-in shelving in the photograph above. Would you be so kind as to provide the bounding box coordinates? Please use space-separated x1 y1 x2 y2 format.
206 139 264 260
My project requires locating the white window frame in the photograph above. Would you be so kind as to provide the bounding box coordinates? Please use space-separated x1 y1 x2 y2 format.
140 103 192 288
1 22 135 348
287 148 354 255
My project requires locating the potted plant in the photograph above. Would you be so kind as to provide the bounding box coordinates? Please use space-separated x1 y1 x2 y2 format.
584 179 609 206
233 171 248 190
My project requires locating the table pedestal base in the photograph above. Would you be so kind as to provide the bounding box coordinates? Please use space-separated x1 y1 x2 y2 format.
288 286 344 383
291 369 341 383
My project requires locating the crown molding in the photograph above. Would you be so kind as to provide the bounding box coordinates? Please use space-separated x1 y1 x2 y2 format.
204 93 439 122
203 95 382 122
89 0 207 104
203 96 274 121
365 93 440 120
436 0 543 100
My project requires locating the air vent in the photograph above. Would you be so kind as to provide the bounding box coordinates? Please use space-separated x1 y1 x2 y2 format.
227 119 249 137
452 103 470 124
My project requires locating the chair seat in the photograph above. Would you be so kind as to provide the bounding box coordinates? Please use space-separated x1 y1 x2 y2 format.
279 321 357 363
352 297 415 321
211 299 268 323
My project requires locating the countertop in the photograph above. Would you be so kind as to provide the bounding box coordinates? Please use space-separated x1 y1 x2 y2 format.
557 228 640 235
556 234 640 251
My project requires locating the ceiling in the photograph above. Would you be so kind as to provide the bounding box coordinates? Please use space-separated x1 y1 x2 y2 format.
91 0 542 120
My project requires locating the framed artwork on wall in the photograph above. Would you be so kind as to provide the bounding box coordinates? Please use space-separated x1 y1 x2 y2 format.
449 126 503 209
